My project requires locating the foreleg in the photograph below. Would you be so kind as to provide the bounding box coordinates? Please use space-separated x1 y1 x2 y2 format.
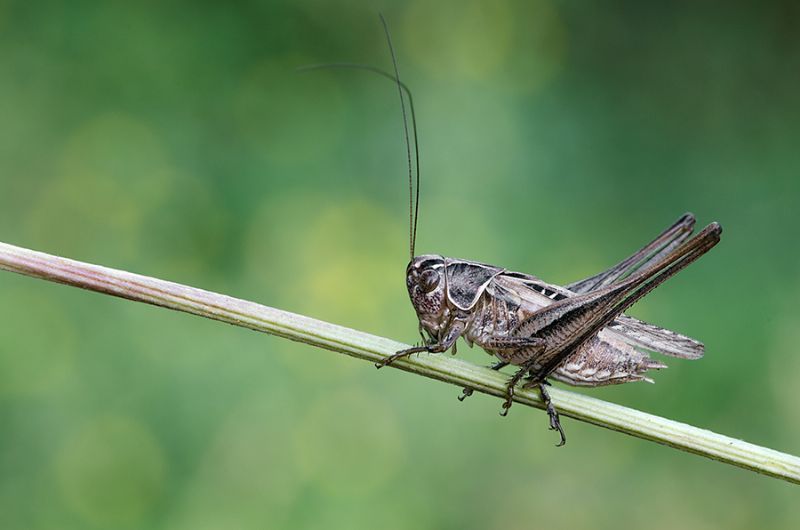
376 318 466 369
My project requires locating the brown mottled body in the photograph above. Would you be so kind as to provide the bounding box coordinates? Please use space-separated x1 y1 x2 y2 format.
380 213 722 445
464 273 667 386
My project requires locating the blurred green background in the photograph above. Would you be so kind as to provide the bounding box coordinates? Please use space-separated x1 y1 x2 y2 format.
1 1 798 528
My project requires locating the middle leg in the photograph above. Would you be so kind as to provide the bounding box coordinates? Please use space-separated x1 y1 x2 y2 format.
458 360 508 401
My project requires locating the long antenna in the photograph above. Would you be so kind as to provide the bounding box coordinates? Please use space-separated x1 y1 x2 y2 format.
297 65 420 203
379 13 419 259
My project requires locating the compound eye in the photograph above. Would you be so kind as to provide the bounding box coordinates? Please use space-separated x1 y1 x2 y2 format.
419 269 440 293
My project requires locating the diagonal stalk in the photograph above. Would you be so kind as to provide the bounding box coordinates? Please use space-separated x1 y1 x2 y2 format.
0 240 798 485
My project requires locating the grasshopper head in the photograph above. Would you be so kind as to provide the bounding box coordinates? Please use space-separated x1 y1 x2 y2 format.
406 255 448 339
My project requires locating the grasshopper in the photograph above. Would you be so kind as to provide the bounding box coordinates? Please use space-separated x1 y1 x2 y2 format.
380 216 721 445
311 16 722 445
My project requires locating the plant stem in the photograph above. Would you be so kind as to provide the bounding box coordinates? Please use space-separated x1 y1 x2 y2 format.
0 240 798 484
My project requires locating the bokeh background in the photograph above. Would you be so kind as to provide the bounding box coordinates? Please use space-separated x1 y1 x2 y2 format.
1 1 798 528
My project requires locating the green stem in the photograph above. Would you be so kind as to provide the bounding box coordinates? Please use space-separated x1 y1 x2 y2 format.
0 240 798 484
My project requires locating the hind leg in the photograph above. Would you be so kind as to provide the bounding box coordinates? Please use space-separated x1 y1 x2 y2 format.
477 337 546 416
536 380 566 446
